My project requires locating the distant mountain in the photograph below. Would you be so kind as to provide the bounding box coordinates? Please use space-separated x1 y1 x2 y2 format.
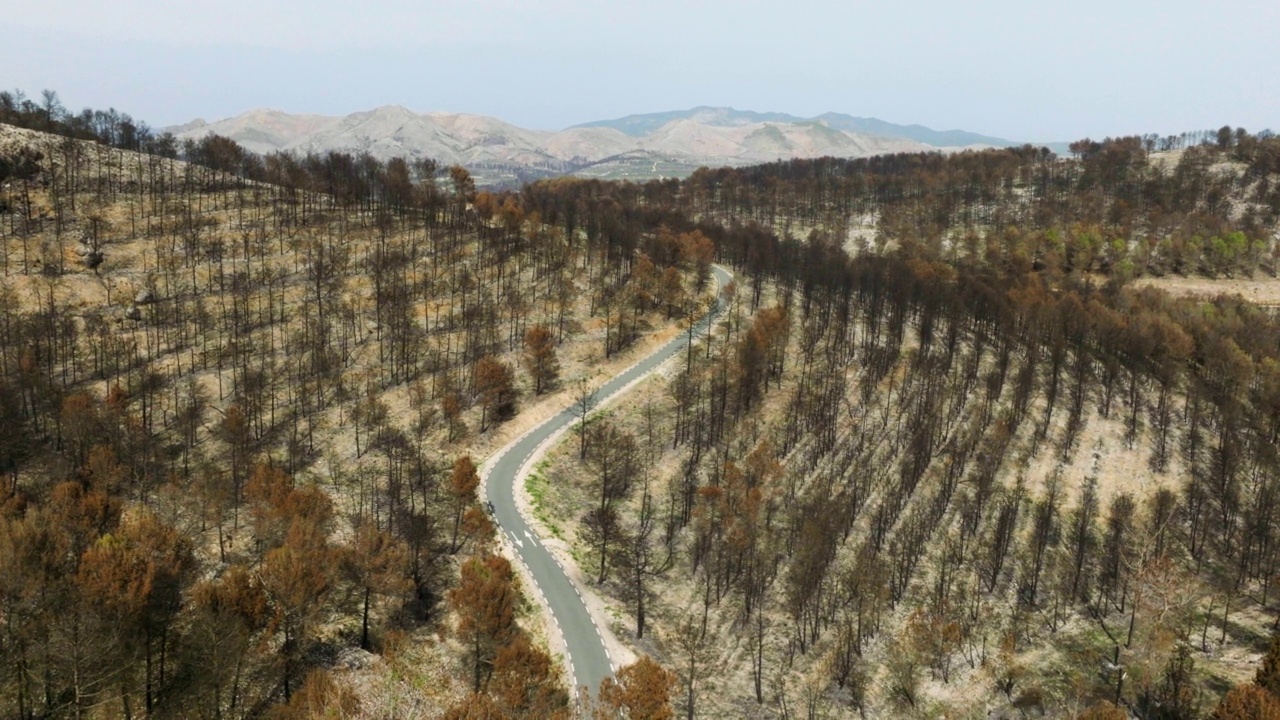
169 110 341 155
812 113 1019 148
168 105 1034 186
571 107 811 137
576 107 1025 148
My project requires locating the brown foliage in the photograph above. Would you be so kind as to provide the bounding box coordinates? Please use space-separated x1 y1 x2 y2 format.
522 324 559 395
247 462 334 553
48 480 121 561
267 668 360 720
677 230 715 291
345 520 409 650
659 266 685 318
475 355 515 431
444 692 510 720
1212 684 1280 720
597 655 677 720
81 444 128 495
258 484 338 699
76 511 194 622
186 565 271 714
490 634 570 719
450 553 519 692
449 455 481 552
191 564 270 630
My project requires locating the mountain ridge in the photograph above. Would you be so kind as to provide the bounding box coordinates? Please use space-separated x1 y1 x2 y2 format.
167 105 1050 185
573 106 1025 148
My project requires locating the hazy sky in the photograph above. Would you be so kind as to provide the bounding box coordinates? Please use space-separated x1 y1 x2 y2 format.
1 0 1276 141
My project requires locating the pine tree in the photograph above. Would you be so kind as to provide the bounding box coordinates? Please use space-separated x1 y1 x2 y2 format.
450 554 518 692
449 455 481 552
597 655 677 720
522 324 559 395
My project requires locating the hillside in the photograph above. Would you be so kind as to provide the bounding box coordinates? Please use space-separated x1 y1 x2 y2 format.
0 120 721 719
512 130 1280 717
8 87 1280 719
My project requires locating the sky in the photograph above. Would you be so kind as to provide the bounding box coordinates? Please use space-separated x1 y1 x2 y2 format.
1 0 1276 142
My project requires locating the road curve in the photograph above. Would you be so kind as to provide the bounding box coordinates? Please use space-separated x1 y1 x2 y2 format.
482 264 733 696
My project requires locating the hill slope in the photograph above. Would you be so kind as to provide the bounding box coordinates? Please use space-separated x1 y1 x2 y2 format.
0 120 718 718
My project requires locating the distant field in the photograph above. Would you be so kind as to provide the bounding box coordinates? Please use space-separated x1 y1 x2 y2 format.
572 156 707 181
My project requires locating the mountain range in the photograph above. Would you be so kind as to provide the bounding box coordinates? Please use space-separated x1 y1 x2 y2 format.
572 106 1021 148
168 106 1052 185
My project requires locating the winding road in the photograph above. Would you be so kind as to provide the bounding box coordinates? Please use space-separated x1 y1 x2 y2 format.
481 264 732 696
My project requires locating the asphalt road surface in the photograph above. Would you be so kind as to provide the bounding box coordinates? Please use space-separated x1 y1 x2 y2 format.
482 264 733 696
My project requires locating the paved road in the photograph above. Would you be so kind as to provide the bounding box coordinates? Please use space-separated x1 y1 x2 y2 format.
482 264 733 696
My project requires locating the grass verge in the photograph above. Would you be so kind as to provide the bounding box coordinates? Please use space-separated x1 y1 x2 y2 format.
525 461 565 541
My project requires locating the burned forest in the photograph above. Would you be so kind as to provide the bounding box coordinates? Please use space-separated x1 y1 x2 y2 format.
4 89 1280 718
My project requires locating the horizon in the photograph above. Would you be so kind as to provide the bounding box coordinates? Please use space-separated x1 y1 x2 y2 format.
81 102 1275 149
1 1 1276 143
